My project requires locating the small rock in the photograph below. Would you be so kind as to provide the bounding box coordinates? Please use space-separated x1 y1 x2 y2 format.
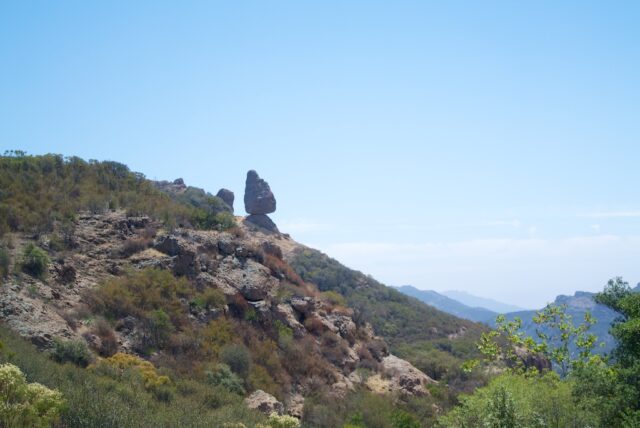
245 214 279 233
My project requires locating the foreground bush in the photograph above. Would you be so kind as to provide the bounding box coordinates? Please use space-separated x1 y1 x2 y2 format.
0 325 266 427
0 362 64 427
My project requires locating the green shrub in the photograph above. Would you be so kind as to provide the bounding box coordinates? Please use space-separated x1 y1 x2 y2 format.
51 339 93 367
207 364 246 395
20 243 49 278
220 344 251 379
0 363 64 427
438 372 593 427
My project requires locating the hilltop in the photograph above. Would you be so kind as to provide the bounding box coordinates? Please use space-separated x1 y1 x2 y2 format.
0 152 486 427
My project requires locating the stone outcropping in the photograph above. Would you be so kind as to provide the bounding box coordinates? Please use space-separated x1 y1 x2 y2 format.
244 170 278 232
244 170 276 214
245 390 284 415
216 188 234 212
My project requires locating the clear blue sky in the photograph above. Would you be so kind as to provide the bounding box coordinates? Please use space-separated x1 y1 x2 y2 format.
2 1 639 307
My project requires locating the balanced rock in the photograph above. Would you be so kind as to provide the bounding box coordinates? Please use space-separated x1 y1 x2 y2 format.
216 188 235 212
244 170 276 214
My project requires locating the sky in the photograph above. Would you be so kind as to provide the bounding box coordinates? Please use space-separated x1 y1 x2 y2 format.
1 1 639 308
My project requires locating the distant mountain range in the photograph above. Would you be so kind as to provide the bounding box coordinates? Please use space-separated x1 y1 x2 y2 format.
396 284 640 358
441 290 525 313
395 286 498 322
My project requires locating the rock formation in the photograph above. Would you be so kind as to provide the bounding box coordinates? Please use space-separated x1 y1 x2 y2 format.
216 188 234 212
244 170 278 232
245 390 284 415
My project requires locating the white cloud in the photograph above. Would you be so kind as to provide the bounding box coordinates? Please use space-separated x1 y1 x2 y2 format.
317 235 640 308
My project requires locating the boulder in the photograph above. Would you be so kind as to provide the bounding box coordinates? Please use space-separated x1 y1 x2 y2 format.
216 188 235 212
245 214 279 233
245 390 284 415
382 354 436 396
244 170 276 214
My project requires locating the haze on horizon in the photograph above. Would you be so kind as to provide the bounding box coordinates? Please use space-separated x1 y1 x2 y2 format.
2 1 639 308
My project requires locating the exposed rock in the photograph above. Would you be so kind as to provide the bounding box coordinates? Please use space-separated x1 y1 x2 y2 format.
220 259 278 301
291 297 315 315
216 188 235 211
245 390 284 415
381 354 436 396
245 214 279 233
274 304 306 338
154 236 183 257
244 170 276 215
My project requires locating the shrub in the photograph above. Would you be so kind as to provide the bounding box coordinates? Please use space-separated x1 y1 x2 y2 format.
220 343 251 379
0 245 9 277
261 412 300 428
92 352 171 392
20 243 49 278
120 237 152 257
51 339 92 367
206 364 246 395
192 288 226 310
90 318 118 357
0 363 64 427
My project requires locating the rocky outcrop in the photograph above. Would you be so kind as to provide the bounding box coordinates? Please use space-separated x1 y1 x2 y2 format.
245 214 279 233
382 355 436 395
244 170 276 214
245 390 284 415
216 188 234 212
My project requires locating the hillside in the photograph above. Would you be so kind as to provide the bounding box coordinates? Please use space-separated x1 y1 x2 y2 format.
395 285 497 323
288 249 488 393
0 152 486 427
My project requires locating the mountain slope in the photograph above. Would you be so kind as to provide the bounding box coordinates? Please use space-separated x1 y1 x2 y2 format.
288 248 489 391
442 290 524 313
396 285 497 322
0 152 465 426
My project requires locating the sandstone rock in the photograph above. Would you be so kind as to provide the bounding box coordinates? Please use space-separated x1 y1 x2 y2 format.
244 170 276 214
222 259 278 301
291 297 315 315
274 304 306 338
382 354 436 396
245 214 279 233
245 390 284 415
216 188 235 211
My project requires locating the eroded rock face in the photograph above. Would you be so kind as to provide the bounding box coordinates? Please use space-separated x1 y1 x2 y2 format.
245 389 284 415
216 188 235 212
244 170 276 215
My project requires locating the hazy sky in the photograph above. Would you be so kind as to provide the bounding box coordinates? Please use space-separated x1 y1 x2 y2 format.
2 2 639 308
